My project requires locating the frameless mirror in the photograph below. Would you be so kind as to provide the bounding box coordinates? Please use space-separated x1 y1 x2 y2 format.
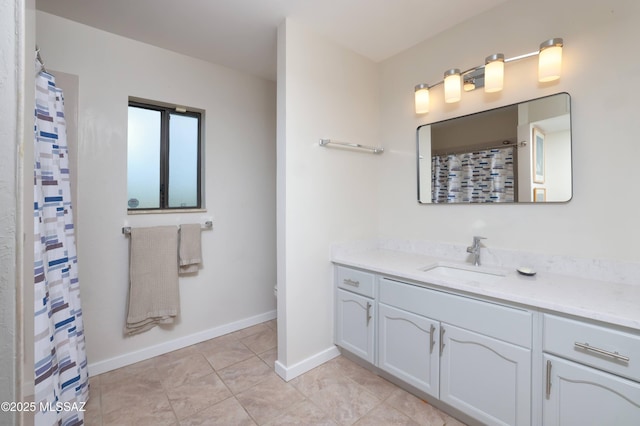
417 92 571 204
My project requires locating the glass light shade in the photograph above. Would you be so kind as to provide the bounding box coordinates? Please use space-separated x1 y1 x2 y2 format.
414 84 430 114
538 38 563 82
463 79 476 91
484 54 504 93
444 69 461 103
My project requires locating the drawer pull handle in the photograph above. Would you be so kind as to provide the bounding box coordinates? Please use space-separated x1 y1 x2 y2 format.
546 360 552 398
343 278 360 288
574 342 630 362
429 324 436 354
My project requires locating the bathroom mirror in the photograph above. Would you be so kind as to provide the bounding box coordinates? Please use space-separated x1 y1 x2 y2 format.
417 92 571 204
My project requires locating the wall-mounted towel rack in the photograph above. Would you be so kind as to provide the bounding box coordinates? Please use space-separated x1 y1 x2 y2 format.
319 139 384 154
122 221 213 235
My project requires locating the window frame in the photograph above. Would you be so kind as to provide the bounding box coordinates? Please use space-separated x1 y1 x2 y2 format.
127 100 203 211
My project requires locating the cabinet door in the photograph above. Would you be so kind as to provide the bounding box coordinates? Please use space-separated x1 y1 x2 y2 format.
440 324 531 426
543 354 640 426
336 289 375 363
378 303 439 398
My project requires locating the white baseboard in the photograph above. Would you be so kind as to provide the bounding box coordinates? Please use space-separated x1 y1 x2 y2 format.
88 310 276 376
274 345 341 382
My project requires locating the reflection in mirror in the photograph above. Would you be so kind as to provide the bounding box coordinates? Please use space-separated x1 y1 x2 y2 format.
417 93 571 204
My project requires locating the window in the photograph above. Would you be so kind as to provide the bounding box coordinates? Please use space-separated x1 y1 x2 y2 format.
127 101 202 210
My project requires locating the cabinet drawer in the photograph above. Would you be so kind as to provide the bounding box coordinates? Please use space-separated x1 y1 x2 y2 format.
544 314 640 382
336 266 375 298
380 278 532 348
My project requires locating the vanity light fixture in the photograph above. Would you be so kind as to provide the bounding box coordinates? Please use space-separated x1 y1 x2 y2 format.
414 38 563 114
414 83 430 114
484 53 504 93
444 68 462 103
538 38 563 82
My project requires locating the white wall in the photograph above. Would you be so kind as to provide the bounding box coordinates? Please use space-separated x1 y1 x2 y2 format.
378 0 640 262
276 19 380 374
34 11 277 374
0 1 25 420
544 129 572 202
20 2 36 397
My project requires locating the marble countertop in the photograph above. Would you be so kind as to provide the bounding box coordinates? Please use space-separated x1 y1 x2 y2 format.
332 248 640 332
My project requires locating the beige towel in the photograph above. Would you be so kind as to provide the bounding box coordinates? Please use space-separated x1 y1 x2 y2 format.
125 226 179 335
179 223 202 274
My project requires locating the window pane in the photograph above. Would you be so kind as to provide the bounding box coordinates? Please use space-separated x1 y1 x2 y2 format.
168 113 199 208
127 106 161 209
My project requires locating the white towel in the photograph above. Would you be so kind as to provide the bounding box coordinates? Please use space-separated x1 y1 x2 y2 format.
125 226 179 335
179 223 202 274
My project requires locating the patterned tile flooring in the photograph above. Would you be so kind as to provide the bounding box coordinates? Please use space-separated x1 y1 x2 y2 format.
85 319 466 425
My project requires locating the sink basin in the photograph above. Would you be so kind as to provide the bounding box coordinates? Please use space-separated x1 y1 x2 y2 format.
419 262 506 284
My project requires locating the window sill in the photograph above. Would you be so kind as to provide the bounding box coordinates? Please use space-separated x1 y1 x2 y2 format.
127 208 207 215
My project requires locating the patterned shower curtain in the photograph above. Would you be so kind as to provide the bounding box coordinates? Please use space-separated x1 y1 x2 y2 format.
34 57 89 425
432 146 515 203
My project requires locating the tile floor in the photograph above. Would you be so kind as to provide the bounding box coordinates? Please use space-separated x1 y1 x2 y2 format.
84 319 466 425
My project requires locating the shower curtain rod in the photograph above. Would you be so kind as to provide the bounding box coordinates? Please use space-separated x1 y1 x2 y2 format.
433 141 520 156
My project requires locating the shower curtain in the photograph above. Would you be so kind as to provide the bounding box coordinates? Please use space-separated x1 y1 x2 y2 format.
33 56 88 425
432 146 515 203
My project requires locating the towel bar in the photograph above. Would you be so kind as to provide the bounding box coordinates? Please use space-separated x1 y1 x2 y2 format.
319 138 384 154
122 221 213 235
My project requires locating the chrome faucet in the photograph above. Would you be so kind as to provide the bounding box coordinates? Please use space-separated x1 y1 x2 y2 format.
466 236 486 266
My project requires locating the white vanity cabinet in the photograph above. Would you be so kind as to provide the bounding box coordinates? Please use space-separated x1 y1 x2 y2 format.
335 266 376 364
378 302 440 398
440 323 531 426
333 249 640 426
378 277 532 426
542 314 640 425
